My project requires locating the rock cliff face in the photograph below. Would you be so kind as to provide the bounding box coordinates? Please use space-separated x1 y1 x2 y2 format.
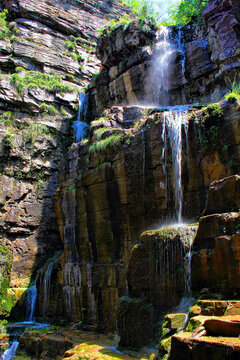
0 0 131 317
1 0 240 356
41 98 239 334
192 175 240 295
90 0 240 116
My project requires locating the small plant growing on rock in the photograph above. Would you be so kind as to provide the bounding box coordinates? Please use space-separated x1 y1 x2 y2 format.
197 103 224 153
225 75 240 101
0 112 15 125
89 134 124 154
26 123 51 142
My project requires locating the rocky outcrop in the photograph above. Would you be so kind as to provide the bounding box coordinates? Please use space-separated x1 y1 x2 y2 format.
117 225 197 348
90 0 240 117
0 0 132 317
39 99 239 338
191 175 240 295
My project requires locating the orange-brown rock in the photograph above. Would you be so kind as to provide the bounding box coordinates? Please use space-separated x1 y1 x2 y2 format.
169 332 240 360
192 175 240 295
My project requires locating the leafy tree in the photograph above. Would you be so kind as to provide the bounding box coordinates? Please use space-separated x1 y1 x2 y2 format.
127 0 157 20
163 0 210 26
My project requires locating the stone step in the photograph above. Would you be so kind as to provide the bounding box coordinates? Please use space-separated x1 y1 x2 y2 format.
205 317 240 337
190 300 240 317
169 332 240 360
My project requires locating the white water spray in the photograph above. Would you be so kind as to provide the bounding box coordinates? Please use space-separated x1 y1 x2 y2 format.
152 26 174 106
162 106 189 223
72 93 89 142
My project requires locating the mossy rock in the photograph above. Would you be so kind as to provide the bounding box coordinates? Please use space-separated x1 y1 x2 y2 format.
0 242 13 317
189 305 202 318
162 313 186 337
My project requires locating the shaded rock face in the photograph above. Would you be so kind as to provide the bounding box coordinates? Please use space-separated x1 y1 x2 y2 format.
117 226 197 347
0 0 131 315
43 100 239 333
192 175 240 295
90 0 240 116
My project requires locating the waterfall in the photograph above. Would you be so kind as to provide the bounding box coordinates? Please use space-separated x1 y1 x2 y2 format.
72 93 89 142
177 27 186 82
1 341 19 360
153 26 174 106
25 285 37 322
42 251 62 319
162 106 189 223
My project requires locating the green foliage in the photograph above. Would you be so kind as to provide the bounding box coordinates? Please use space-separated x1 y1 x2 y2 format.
0 10 21 41
10 69 76 95
225 76 240 100
0 10 10 40
93 127 109 140
3 129 14 147
0 244 13 317
60 106 68 116
98 15 132 36
39 103 59 115
128 0 157 20
65 40 76 51
163 0 209 26
89 134 124 154
68 184 76 191
65 37 86 63
26 123 51 142
0 111 15 125
198 103 224 153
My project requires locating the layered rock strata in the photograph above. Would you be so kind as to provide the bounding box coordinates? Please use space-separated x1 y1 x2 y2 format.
90 0 240 116
192 175 240 295
0 0 131 317
43 100 239 334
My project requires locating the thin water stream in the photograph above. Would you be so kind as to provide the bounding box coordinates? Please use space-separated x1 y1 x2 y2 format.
72 93 89 142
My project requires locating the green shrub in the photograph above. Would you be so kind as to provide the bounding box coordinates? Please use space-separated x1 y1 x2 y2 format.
0 10 10 40
0 112 15 125
3 129 14 147
93 127 109 140
10 70 76 95
39 103 59 115
0 10 21 41
65 40 76 51
26 123 51 142
225 76 240 100
89 134 124 154
198 103 224 153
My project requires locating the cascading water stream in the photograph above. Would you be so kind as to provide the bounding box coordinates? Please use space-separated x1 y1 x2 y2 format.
42 251 62 319
162 106 189 223
153 27 174 106
72 93 89 142
1 342 19 360
25 285 37 322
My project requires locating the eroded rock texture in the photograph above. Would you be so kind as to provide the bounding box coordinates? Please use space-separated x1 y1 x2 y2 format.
41 100 239 335
90 0 240 116
0 0 131 316
192 175 240 295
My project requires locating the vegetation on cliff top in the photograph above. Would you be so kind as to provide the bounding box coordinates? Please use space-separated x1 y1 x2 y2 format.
163 0 209 26
117 0 210 27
